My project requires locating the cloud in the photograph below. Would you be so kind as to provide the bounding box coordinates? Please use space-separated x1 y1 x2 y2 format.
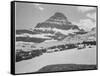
73 19 96 31
86 12 96 21
34 4 44 11
75 7 96 31
77 6 95 13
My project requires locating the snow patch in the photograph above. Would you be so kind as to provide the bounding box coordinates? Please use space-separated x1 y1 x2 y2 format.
16 33 53 39
34 27 79 35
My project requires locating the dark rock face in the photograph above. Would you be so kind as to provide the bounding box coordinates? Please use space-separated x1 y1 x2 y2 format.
35 12 80 31
46 12 69 24
91 27 96 32
50 12 68 20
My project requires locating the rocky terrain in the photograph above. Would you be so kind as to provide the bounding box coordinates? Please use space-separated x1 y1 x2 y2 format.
15 12 96 62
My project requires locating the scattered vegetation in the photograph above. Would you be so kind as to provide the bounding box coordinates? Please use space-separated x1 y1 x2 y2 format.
16 41 96 62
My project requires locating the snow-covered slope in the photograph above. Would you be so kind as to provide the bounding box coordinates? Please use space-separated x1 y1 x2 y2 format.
15 46 96 73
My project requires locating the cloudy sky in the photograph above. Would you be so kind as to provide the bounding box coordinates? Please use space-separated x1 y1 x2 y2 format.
15 2 97 31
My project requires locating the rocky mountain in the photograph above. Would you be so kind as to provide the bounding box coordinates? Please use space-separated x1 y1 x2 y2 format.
16 12 96 44
16 12 81 43
15 12 96 52
34 12 80 34
31 12 82 41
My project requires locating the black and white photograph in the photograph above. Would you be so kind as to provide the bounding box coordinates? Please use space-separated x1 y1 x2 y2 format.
12 1 97 74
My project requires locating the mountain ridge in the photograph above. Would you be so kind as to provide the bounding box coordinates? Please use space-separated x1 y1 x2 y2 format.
16 12 96 43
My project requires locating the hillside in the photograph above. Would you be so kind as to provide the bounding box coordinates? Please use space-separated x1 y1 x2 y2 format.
15 12 96 53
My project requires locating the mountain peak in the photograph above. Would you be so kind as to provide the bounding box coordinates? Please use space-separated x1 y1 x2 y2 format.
35 12 80 32
52 12 67 19
45 12 69 25
49 12 68 20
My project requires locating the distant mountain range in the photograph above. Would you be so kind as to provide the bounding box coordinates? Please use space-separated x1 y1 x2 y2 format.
16 12 96 51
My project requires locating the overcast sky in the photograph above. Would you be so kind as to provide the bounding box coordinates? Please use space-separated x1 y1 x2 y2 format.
15 2 97 31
